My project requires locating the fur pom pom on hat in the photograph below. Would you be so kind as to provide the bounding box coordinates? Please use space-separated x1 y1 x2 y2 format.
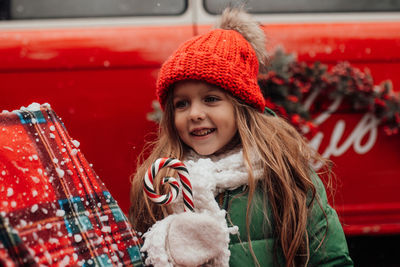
156 8 267 112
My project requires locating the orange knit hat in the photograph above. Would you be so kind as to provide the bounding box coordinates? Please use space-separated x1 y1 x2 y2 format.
156 9 266 112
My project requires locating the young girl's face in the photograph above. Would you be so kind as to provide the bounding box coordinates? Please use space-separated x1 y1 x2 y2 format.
173 81 237 156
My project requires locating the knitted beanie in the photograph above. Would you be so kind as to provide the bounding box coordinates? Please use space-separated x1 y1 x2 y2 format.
156 8 266 112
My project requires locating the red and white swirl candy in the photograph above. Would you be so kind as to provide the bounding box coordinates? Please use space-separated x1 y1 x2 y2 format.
143 158 194 212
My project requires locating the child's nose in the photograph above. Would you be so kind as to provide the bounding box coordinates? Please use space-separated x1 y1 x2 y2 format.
189 103 206 121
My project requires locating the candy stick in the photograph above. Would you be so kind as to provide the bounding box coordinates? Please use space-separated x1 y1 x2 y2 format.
143 158 194 212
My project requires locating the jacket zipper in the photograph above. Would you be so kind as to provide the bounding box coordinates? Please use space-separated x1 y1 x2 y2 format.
223 190 230 211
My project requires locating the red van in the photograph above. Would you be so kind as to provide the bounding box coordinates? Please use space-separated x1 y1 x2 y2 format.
1 0 400 264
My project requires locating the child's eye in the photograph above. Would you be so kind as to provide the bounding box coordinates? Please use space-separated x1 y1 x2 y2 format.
174 100 188 109
204 96 220 103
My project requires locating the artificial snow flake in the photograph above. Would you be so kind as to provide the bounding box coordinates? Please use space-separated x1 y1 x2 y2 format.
72 140 80 148
74 234 82 243
3 146 14 152
59 255 70 267
101 226 111 233
31 176 40 183
23 102 41 111
43 250 52 264
20 219 27 227
7 188 13 197
100 215 109 222
49 238 58 244
31 204 38 213
56 168 65 178
56 210 66 217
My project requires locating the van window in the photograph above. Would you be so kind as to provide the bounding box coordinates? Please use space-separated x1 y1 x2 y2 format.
1 0 187 20
204 0 400 14
0 1 9 19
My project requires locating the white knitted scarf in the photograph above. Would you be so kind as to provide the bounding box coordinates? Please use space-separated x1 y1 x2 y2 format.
141 148 264 267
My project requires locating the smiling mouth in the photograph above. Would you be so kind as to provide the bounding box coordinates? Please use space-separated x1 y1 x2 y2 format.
190 128 216 136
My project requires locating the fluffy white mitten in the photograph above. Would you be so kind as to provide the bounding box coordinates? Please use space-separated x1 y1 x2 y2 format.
141 215 176 267
167 212 229 267
141 212 230 267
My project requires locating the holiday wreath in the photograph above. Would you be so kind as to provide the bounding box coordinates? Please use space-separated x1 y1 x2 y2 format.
148 49 399 136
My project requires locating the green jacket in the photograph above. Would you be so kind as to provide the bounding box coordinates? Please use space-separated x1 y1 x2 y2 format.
218 175 353 266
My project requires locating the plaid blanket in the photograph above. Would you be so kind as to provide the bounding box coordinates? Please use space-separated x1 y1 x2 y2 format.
0 104 143 266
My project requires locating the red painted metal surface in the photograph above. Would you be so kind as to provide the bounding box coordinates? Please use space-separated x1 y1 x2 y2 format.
1 21 399 235
0 25 195 214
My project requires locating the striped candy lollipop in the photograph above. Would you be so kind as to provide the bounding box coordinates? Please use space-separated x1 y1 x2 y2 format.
143 158 194 212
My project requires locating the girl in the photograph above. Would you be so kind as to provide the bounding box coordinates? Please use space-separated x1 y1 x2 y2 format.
130 8 353 267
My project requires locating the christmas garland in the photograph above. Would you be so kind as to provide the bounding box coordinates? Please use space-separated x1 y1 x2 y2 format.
147 48 400 136
259 49 400 136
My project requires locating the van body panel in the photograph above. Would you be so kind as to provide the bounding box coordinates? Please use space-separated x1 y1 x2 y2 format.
1 4 399 235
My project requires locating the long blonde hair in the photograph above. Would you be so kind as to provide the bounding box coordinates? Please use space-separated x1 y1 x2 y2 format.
129 90 329 267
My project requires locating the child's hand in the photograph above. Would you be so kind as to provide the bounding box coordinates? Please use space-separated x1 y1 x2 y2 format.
141 212 230 267
167 212 228 266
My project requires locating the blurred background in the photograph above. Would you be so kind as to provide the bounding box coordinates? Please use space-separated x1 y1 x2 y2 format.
1 0 400 265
